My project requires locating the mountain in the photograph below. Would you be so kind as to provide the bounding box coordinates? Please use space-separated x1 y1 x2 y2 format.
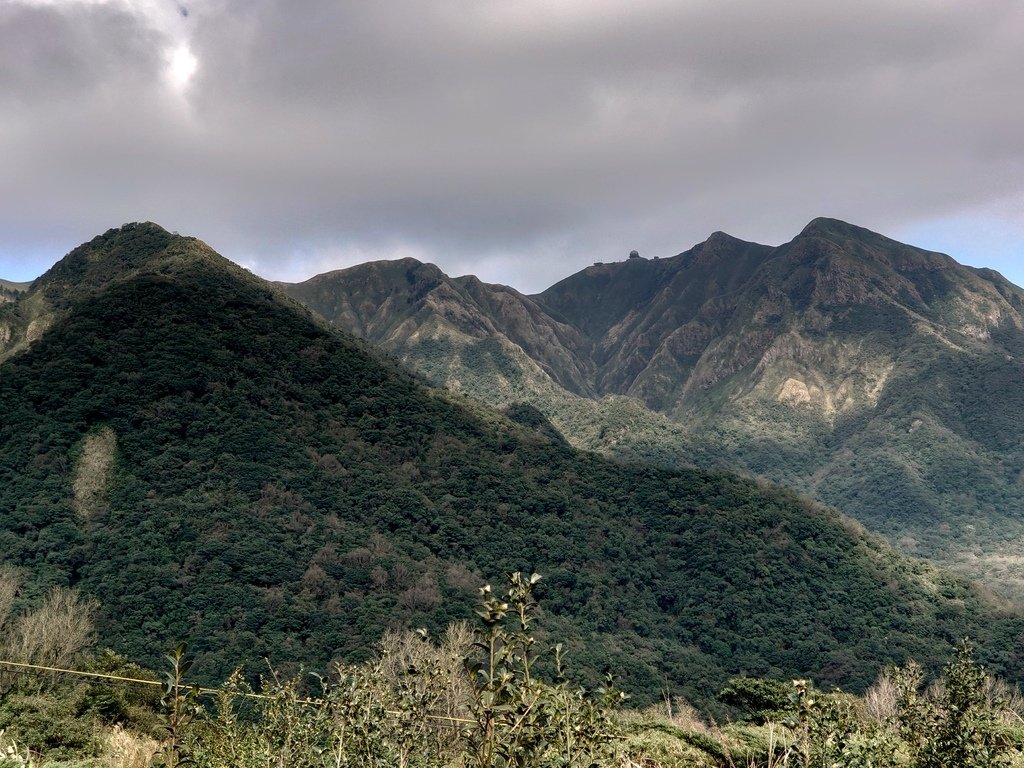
0 278 32 293
0 279 31 310
280 219 1024 594
280 258 594 396
2 222 1021 709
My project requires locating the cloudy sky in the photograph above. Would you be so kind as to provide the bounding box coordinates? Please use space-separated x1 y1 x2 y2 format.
1 0 1022 293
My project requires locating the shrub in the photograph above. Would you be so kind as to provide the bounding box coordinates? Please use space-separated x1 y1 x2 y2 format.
719 677 793 724
893 641 1013 768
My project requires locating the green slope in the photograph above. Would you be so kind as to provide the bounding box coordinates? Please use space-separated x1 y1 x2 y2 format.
1 223 1022 710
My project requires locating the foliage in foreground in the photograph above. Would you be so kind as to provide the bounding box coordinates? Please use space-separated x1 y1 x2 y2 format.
0 567 160 766
178 573 623 768
3 572 1024 767
169 638 1024 768
703 640 1024 768
142 584 1024 768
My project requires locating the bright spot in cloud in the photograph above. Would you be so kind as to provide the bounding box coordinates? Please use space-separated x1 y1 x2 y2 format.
165 43 197 91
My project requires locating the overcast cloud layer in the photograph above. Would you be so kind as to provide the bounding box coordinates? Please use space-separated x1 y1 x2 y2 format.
1 0 1022 291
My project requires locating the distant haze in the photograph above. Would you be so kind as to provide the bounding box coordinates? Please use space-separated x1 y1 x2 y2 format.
1 0 1022 292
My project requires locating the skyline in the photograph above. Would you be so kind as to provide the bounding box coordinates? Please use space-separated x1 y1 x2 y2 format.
2 215 1023 296
1 0 1022 293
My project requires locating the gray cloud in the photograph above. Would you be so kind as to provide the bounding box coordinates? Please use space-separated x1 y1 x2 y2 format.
0 3 162 101
1 0 1022 291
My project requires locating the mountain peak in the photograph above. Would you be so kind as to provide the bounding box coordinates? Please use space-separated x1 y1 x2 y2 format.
681 230 767 264
97 220 170 239
69 221 180 267
302 256 442 286
788 218 961 284
36 222 230 305
797 217 870 239
706 230 742 243
0 223 257 361
794 218 925 254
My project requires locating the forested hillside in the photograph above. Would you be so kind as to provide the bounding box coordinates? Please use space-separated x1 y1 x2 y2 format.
1 223 1022 710
282 219 1024 594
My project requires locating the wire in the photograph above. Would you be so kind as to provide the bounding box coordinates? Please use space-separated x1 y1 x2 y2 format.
0 658 476 725
0 659 164 688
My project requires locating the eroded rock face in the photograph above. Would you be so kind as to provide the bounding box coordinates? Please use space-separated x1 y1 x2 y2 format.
283 220 1024 440
778 378 814 406
286 218 1024 430
280 259 595 398
25 316 51 343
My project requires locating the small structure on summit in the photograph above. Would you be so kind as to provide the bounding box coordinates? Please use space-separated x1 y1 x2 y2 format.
629 250 640 259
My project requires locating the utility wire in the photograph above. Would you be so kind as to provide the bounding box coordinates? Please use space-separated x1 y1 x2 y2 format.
0 658 475 725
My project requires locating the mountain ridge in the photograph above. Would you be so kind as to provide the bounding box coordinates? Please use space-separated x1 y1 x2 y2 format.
0 278 32 293
280 219 1024 594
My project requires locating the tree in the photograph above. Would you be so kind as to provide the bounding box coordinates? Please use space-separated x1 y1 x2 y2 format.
3 586 98 672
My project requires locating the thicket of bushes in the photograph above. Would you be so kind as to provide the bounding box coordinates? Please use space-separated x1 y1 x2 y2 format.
2 573 1024 767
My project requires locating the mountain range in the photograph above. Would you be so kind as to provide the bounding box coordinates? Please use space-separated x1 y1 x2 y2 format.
280 218 1024 594
2 222 1021 710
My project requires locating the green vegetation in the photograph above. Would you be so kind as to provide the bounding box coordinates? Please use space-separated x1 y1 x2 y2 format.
284 219 1024 596
2 223 1024 716
718 677 793 725
0 568 161 765
3 574 1024 767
